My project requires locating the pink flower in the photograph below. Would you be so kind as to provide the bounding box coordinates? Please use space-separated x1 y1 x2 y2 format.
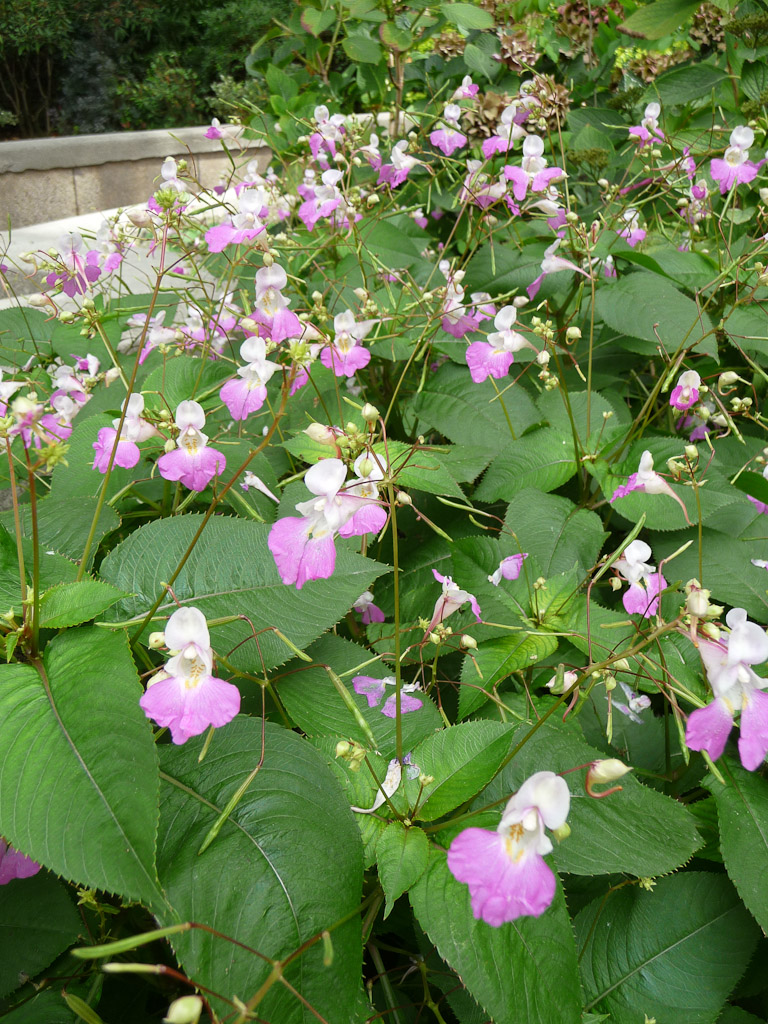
298 169 347 231
353 590 386 624
669 370 701 411
481 103 527 159
527 239 591 299
321 309 376 377
309 105 346 162
628 102 664 148
428 570 481 632
610 450 689 523
459 160 506 210
612 539 666 618
378 141 421 188
616 208 646 248
447 771 570 925
246 263 302 343
453 75 479 100
710 125 762 194
157 400 226 492
45 232 102 296
686 609 768 769
503 135 565 202
338 452 388 538
268 458 380 588
466 305 533 383
430 104 467 157
126 310 177 365
488 552 528 586
0 839 41 884
220 337 279 420
612 680 651 723
359 132 381 169
352 675 423 716
139 607 240 744
205 187 268 252
93 393 157 473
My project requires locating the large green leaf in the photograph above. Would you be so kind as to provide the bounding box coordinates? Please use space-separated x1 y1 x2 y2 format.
705 759 768 933
724 307 768 359
474 429 578 501
442 2 495 29
595 272 715 358
412 721 514 821
0 524 77 616
576 874 759 1024
155 719 363 1022
504 489 606 578
483 722 702 877
411 362 539 449
99 516 388 670
0 991 76 1023
0 628 161 904
38 580 127 629
0 497 120 564
459 632 559 719
0 872 81 998
410 849 582 1024
619 0 700 38
376 822 429 917
650 63 728 105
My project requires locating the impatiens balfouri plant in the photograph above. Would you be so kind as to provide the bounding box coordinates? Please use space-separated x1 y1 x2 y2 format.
3 5 768 1020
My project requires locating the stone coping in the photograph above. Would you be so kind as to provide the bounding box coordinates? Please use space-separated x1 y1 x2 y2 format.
0 126 265 174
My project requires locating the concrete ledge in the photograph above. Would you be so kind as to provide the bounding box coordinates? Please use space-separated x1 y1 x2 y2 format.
0 126 270 229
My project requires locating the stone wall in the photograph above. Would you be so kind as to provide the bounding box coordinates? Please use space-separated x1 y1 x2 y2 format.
0 127 270 228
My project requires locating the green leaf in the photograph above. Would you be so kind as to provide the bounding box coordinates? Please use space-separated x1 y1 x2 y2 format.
141 354 233 412
724 307 768 359
619 0 700 39
442 2 495 29
0 524 78 616
0 872 81 998
0 628 162 904
1 991 76 1023
48 414 139 502
705 759 768 933
342 33 383 63
410 849 582 1024
265 64 299 100
732 470 768 505
411 363 539 449
99 516 388 671
504 489 606 578
459 633 559 719
577 874 760 1023
376 822 429 916
355 218 425 269
275 635 443 759
154 719 363 1021
412 721 514 821
300 7 336 35
379 21 413 49
595 272 715 358
38 581 128 629
742 60 768 102
650 63 729 106
474 429 578 501
463 42 498 81
485 722 702 877
0 498 120 564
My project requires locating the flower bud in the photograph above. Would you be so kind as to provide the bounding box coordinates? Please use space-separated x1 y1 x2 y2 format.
565 326 582 341
361 402 379 423
163 438 177 454
612 659 630 673
335 740 351 758
366 194 380 207
701 622 721 640
396 490 412 505
552 821 571 842
419 773 435 786
545 668 578 694
536 350 550 365
164 996 203 1024
353 287 368 300
589 758 632 784
513 295 529 307
126 205 153 229
565 211 579 224
460 634 477 650
684 444 698 461
262 252 274 267
357 457 374 478
686 589 710 617
148 631 166 649
27 292 53 308
718 370 739 389
305 423 338 444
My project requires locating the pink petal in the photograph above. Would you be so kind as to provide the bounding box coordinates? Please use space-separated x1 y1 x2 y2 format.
686 698 733 761
353 675 386 707
205 224 237 252
381 691 423 717
503 165 530 202
339 503 387 538
738 689 768 770
157 447 226 491
448 829 556 925
320 345 371 377
0 841 41 885
465 342 514 383
220 378 267 420
140 673 241 745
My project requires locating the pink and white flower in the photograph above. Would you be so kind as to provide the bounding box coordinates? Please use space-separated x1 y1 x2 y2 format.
466 305 534 383
453 75 479 100
612 680 651 723
711 126 762 194
612 539 666 618
126 310 177 365
0 839 41 885
156 401 226 492
482 103 528 159
378 140 421 189
353 590 386 624
338 451 388 537
248 263 303 343
488 552 528 586
527 239 591 299
430 104 468 157
427 570 481 632
628 102 664 148
46 232 102 297
670 370 701 411
447 770 570 925
459 160 507 210
205 187 268 252
503 136 565 202
610 450 689 525
686 609 768 769
321 309 376 377
139 606 240 745
353 675 423 717
309 105 346 163
268 458 381 588
204 118 244 142
92 393 157 473
220 337 279 420
616 208 646 248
